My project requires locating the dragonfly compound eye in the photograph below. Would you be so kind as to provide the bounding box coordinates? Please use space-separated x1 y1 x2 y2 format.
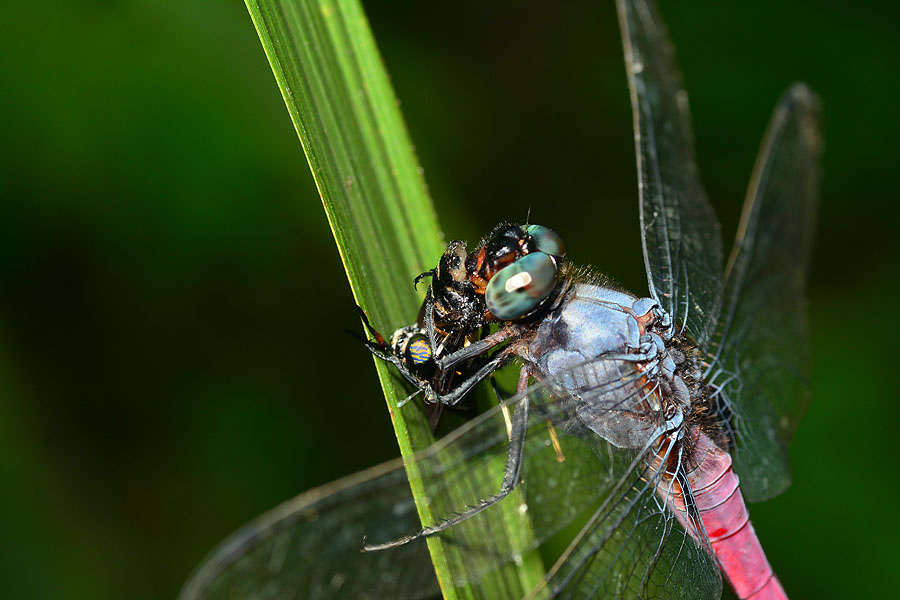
524 224 566 259
486 251 559 320
485 224 526 261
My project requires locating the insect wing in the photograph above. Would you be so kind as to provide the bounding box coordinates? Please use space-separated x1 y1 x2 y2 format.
617 0 724 346
541 459 721 600
522 361 722 599
181 354 722 598
178 461 440 600
709 84 822 501
176 376 604 599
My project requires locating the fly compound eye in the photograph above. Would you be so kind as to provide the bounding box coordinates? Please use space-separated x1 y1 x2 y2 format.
524 224 566 258
405 334 433 366
486 252 558 320
404 333 435 378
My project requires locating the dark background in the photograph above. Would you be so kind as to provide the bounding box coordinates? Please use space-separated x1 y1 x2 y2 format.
1 1 896 598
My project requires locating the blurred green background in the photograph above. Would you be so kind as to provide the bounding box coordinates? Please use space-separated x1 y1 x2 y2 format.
1 0 897 598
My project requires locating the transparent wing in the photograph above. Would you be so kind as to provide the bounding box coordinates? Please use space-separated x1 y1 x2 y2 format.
179 461 440 600
181 355 721 599
542 451 721 600
617 0 723 346
708 84 822 502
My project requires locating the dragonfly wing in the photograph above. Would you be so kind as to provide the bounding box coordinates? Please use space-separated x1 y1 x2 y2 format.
537 423 722 600
394 360 673 593
369 355 727 594
179 460 439 600
181 355 699 598
709 84 822 502
617 0 723 346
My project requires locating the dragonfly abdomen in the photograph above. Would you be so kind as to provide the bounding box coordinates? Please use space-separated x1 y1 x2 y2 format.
668 429 788 600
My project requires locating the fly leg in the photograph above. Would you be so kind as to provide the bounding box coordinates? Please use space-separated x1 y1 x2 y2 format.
427 402 444 432
364 367 532 551
352 306 427 390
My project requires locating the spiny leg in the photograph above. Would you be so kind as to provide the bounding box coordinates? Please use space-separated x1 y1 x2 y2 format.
420 350 511 407
364 366 532 551
434 326 519 371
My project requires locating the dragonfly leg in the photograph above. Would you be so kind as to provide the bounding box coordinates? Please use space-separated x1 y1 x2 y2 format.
359 321 510 407
488 375 513 438
489 373 562 461
364 367 532 551
547 420 566 463
434 326 519 371
420 350 512 406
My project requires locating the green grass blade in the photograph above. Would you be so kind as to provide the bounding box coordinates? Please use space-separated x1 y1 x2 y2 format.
244 0 544 596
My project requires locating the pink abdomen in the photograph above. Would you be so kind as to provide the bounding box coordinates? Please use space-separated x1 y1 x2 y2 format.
659 430 787 600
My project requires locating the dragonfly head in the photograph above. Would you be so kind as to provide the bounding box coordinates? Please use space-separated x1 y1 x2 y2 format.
482 224 567 322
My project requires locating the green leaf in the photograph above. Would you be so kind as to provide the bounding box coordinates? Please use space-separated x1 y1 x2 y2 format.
244 0 544 597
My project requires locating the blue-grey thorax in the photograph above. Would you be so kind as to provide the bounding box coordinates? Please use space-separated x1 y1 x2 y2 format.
522 283 679 449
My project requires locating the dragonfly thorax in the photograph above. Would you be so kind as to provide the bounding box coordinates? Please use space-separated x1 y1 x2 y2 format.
522 282 686 450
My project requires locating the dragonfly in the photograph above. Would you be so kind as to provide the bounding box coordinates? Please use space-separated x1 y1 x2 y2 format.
179 0 821 598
